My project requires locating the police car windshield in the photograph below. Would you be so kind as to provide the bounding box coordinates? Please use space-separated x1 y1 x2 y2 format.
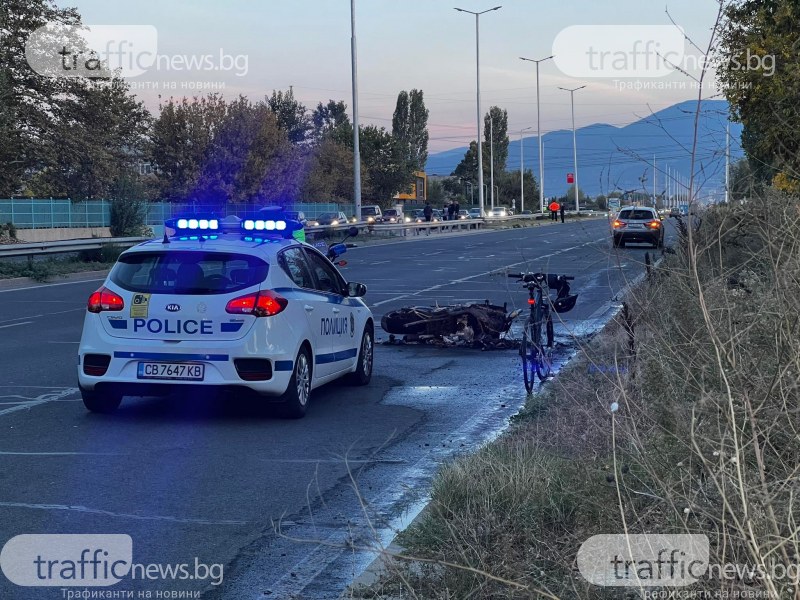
111 251 269 295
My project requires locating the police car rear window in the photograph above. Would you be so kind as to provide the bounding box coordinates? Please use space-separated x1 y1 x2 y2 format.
110 251 269 295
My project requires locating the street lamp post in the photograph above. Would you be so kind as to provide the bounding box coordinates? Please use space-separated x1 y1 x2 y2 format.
350 0 361 220
455 6 501 218
558 85 586 212
519 126 533 212
520 55 553 213
489 115 494 209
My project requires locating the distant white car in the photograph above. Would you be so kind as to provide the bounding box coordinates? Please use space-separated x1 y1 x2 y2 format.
77 214 374 418
488 207 509 218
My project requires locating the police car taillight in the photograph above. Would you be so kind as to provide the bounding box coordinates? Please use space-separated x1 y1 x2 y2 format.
87 287 125 313
226 291 288 317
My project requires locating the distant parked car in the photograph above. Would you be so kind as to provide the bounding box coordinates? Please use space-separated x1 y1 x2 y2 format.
312 211 348 226
521 210 533 215
468 207 484 219
283 211 307 226
360 205 382 223
457 209 470 220
381 208 405 223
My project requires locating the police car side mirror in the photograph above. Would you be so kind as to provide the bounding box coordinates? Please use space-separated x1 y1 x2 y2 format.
347 282 367 297
347 226 359 237
327 243 347 260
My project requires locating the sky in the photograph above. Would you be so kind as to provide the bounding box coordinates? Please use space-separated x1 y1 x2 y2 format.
59 0 727 155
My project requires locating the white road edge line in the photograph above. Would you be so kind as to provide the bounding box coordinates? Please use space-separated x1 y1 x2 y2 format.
0 321 32 329
0 278 105 294
0 502 247 525
0 387 78 417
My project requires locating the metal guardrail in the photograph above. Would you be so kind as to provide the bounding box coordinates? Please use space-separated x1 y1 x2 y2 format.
0 211 605 259
0 237 150 259
305 218 485 237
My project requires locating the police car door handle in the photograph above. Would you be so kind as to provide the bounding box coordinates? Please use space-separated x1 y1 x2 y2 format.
304 305 314 312
332 307 341 314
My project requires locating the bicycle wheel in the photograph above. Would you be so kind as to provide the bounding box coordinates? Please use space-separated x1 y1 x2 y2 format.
520 320 537 394
536 312 554 380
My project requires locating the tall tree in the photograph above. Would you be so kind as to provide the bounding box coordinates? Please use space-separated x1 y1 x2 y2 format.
196 97 296 205
452 140 480 185
483 106 509 176
311 99 350 142
717 0 800 184
301 137 360 203
359 125 412 206
266 87 311 145
0 0 81 195
391 89 429 172
31 78 150 199
151 95 226 202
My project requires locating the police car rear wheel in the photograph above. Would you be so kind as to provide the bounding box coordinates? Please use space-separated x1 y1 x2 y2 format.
81 389 122 414
347 326 373 386
280 347 311 418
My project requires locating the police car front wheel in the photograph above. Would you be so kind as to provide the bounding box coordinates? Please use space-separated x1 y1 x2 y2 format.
347 325 374 386
81 389 123 414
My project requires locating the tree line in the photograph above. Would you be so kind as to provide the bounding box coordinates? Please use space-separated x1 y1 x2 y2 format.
0 0 429 208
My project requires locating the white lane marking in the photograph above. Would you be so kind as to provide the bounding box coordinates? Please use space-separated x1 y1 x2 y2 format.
0 451 121 456
0 307 84 326
47 341 80 344
0 502 246 525
371 242 591 307
0 321 32 329
0 387 78 417
0 278 105 294
370 260 389 265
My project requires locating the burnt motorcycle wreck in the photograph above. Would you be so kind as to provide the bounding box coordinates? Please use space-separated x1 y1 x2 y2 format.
380 275 578 349
381 301 522 349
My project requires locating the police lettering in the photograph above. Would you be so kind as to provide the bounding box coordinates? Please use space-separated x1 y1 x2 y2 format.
320 317 348 336
133 318 213 335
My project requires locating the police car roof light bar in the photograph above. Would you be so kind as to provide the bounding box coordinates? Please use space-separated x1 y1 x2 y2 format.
241 218 301 239
167 216 221 233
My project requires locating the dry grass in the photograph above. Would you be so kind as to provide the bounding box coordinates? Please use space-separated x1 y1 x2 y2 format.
355 191 800 599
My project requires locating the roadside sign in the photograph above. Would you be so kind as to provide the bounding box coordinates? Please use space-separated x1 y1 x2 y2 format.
679 204 689 215
608 198 620 209
567 173 574 184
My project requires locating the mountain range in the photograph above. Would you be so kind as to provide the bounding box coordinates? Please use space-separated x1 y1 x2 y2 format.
425 100 743 200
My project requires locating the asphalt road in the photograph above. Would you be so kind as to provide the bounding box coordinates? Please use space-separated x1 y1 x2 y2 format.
0 217 673 599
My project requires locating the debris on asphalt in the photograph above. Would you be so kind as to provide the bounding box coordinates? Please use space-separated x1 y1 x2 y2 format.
380 301 521 350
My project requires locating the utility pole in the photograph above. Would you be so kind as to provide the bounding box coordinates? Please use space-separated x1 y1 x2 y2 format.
725 122 731 204
559 85 586 212
350 0 361 220
455 6 502 218
520 55 554 213
653 156 656 208
490 115 495 209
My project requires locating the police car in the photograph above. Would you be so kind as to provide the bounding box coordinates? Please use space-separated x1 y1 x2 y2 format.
77 214 374 418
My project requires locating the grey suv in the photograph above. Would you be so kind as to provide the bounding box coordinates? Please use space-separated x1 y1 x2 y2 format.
611 206 664 248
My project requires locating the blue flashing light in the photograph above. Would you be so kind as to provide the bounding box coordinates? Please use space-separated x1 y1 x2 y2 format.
242 219 288 232
168 216 220 233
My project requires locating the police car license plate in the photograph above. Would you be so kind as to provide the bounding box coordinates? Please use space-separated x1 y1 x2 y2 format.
137 362 205 381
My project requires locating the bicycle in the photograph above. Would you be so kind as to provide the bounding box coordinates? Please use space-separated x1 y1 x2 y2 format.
508 272 578 393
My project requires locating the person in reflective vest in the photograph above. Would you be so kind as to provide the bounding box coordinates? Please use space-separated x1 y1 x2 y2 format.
549 201 560 221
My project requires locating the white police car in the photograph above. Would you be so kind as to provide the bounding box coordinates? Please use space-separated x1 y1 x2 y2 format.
77 215 374 418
